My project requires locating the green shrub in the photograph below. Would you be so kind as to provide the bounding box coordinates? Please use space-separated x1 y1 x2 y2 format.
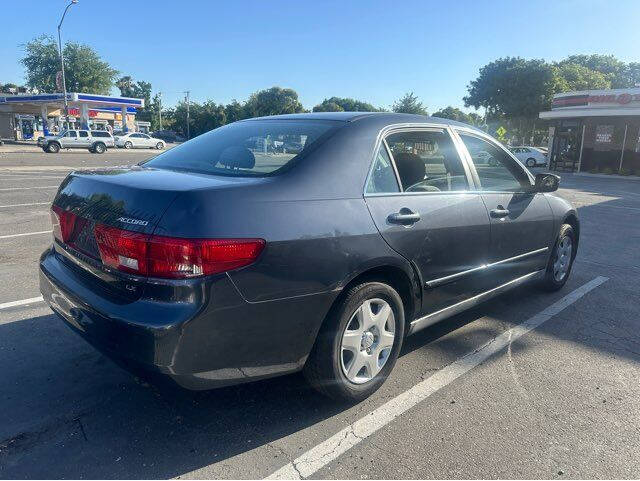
601 167 613 175
619 168 633 176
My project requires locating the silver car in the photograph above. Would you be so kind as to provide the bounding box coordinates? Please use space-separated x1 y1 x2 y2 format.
115 132 165 150
39 130 115 154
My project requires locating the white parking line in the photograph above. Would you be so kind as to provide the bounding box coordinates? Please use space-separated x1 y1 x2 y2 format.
0 296 44 311
266 276 609 480
0 176 65 181
0 186 58 191
0 202 50 208
0 230 52 239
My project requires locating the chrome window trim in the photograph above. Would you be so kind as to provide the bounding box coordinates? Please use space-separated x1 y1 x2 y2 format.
451 127 536 189
363 123 477 197
424 247 549 288
409 269 545 335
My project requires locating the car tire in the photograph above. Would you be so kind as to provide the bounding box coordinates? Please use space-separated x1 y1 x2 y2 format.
93 142 106 154
88 146 95 153
156 142 164 150
539 224 576 291
47 142 60 153
304 281 405 401
526 158 536 167
124 141 133 149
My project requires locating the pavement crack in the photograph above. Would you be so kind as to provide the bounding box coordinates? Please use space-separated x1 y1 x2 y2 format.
75 417 88 442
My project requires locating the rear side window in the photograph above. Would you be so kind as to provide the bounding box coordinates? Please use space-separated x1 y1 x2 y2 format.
366 143 399 194
91 131 110 138
79 131 88 138
145 120 341 176
385 130 469 192
458 133 530 192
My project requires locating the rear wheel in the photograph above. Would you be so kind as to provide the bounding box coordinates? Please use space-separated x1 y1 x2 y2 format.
539 224 575 291
526 158 536 167
124 141 133 149
46 142 60 153
304 281 405 401
93 142 106 154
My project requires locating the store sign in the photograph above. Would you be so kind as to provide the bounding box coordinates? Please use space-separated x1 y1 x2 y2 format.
588 93 640 105
595 125 614 143
67 108 98 118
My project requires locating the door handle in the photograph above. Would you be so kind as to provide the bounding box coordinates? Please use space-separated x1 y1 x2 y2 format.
388 208 421 226
490 206 510 218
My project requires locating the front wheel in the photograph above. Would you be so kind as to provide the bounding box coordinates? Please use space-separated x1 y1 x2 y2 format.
155 142 164 150
124 141 133 149
46 142 60 153
304 281 405 401
539 224 576 291
526 158 536 167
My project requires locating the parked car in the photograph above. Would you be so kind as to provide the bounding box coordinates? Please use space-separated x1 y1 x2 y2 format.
40 113 578 401
38 130 114 154
510 146 547 167
115 132 165 150
151 130 186 143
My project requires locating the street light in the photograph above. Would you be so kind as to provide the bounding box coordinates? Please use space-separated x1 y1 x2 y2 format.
58 0 78 128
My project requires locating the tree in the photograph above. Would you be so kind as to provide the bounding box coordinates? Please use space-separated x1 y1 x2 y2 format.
224 99 246 124
21 35 118 94
558 54 627 88
432 106 484 126
312 96 380 112
392 92 428 115
552 63 610 92
243 86 304 118
116 76 153 122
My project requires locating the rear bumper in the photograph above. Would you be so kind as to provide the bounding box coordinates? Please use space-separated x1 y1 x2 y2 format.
39 247 334 389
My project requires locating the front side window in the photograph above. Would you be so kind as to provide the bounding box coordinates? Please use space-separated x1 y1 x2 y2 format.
145 120 341 177
458 132 530 192
65 131 77 138
385 130 468 192
366 143 399 194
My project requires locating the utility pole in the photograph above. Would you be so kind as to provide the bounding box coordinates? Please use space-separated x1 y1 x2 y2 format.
158 92 162 130
184 90 190 140
57 0 78 128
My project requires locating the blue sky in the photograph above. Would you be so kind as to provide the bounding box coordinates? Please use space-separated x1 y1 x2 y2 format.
1 0 639 112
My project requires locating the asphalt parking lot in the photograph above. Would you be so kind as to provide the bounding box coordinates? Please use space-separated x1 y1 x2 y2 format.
0 151 639 479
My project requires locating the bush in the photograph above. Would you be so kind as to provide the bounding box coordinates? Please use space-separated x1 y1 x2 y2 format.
589 167 599 174
619 168 633 176
601 167 613 175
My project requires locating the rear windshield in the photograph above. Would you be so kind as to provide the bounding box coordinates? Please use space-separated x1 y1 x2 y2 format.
143 120 341 176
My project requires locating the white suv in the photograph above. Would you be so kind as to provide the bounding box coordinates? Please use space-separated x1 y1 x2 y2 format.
38 130 115 154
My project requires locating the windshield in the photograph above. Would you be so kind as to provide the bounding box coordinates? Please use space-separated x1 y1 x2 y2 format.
143 119 341 176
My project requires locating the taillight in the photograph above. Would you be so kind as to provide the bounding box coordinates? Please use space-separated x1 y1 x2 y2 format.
94 223 265 279
51 205 79 243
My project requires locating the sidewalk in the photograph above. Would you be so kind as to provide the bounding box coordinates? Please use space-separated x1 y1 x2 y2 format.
0 140 43 154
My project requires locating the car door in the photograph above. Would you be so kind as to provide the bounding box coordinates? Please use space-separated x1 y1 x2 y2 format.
77 130 91 148
140 133 153 147
60 130 78 148
454 129 555 286
364 127 492 319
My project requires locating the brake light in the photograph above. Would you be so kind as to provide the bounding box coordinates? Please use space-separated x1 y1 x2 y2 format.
51 205 78 243
94 223 265 279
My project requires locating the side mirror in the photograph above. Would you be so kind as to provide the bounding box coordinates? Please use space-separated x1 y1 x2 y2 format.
534 173 560 192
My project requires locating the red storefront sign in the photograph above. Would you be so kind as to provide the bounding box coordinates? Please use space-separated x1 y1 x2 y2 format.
67 108 98 117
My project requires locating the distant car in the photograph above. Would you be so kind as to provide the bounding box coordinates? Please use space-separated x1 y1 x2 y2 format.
115 132 165 150
510 146 547 167
151 130 186 143
38 130 114 154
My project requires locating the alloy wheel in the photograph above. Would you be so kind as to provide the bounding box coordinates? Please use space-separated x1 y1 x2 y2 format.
553 236 572 282
340 298 395 384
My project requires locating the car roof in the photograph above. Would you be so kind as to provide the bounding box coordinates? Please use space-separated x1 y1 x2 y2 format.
243 111 480 131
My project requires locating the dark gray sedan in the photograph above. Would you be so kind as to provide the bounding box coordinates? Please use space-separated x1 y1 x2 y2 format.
39 112 578 401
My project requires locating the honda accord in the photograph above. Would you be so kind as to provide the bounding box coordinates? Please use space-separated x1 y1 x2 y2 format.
40 112 578 401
